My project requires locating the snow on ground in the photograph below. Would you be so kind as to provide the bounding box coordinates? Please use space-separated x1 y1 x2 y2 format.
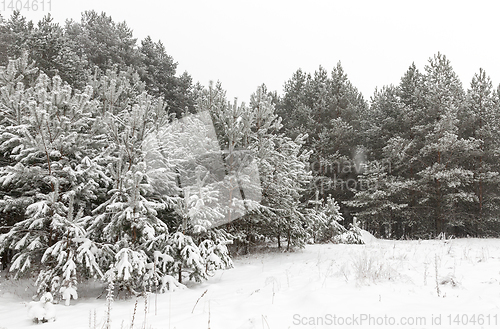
2 234 500 328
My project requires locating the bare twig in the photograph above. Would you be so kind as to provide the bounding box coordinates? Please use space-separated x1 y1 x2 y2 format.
130 298 139 329
208 300 211 329
434 254 440 297
192 289 208 314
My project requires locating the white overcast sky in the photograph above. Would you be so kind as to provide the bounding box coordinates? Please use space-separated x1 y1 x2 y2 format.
8 0 500 103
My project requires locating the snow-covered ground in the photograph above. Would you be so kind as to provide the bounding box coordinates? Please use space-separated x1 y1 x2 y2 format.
2 232 500 328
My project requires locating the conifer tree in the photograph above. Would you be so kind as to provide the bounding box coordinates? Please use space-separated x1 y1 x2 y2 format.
277 63 367 222
0 56 109 295
417 53 479 235
464 68 500 234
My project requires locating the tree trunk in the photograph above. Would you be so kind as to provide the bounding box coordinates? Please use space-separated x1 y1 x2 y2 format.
178 264 182 284
436 151 443 236
286 228 291 251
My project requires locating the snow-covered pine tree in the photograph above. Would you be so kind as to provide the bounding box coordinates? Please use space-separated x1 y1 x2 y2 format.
205 85 312 251
307 193 365 243
0 56 112 295
143 233 175 291
89 160 169 296
464 68 500 234
142 105 233 281
35 193 102 304
358 67 427 238
198 228 233 276
173 111 229 232
319 194 348 241
86 87 176 293
345 159 411 238
89 161 168 246
147 231 205 284
417 53 481 236
169 231 206 283
251 87 312 250
196 83 257 228
0 53 40 257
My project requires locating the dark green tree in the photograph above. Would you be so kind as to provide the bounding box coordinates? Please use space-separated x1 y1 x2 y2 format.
464 68 500 234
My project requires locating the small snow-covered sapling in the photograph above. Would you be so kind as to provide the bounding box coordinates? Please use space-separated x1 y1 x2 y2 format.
27 291 56 323
60 284 78 306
